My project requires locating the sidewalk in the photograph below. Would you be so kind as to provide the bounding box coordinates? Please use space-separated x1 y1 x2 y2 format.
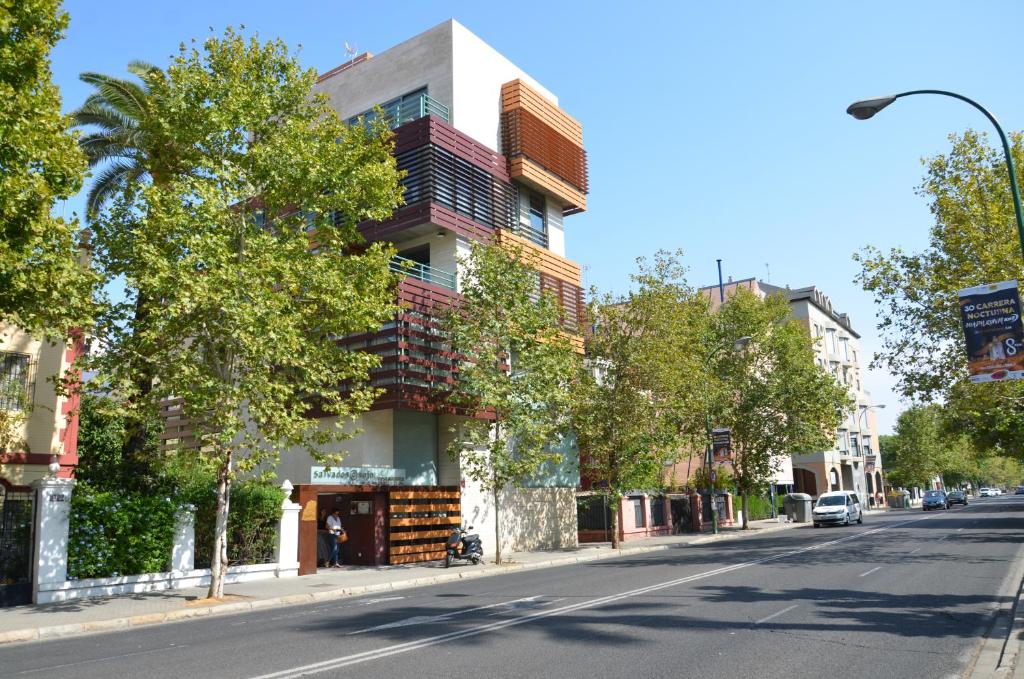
0 516 806 645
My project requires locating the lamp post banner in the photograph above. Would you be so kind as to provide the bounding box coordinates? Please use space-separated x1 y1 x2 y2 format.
958 280 1024 383
712 428 732 462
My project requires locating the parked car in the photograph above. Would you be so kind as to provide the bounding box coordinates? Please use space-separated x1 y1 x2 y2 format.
947 490 968 506
922 490 950 510
1015 487 1024 495
812 491 863 528
979 487 996 497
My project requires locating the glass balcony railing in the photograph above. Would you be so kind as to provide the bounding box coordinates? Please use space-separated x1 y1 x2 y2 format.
390 255 457 291
349 91 450 130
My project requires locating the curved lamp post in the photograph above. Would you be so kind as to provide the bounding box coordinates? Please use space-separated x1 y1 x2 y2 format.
847 90 1024 261
704 335 751 534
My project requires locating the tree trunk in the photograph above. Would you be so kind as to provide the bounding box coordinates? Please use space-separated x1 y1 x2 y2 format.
208 449 233 599
493 484 502 565
120 292 154 469
610 498 620 549
741 492 750 529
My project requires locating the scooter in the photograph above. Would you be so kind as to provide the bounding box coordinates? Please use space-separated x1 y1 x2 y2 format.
444 525 483 568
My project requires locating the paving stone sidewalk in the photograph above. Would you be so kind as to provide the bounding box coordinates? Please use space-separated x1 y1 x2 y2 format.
0 513 863 645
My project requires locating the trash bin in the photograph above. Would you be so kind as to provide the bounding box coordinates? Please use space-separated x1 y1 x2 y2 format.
784 493 813 523
888 490 910 509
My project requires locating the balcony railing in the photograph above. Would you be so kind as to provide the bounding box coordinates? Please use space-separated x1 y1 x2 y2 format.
509 225 549 249
349 92 450 130
390 255 457 291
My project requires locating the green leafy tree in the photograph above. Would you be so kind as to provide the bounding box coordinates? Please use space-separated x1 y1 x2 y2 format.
711 288 851 528
0 0 93 334
879 405 947 488
442 242 580 564
856 130 1024 456
573 252 706 547
88 29 404 598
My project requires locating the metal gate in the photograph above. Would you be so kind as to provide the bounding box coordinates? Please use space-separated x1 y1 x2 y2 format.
0 489 34 607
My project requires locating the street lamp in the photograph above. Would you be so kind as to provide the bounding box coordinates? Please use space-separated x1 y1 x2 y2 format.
704 335 751 535
846 90 1024 261
856 405 885 505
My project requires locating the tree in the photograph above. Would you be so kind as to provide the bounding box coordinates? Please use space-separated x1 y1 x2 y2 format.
72 61 169 218
711 288 851 528
441 242 580 564
0 0 93 335
572 252 706 547
87 29 404 598
856 130 1024 456
879 405 947 488
72 60 181 475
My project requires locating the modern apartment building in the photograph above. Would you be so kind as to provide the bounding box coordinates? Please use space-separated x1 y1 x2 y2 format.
253 20 588 570
700 278 886 507
0 324 83 605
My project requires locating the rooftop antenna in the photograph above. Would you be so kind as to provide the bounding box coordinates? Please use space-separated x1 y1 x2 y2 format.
344 41 357 61
765 262 771 283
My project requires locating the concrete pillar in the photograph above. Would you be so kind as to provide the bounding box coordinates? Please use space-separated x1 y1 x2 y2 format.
171 506 196 573
275 480 301 578
31 477 75 604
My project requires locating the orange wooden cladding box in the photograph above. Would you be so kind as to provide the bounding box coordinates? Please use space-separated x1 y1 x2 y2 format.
388 488 461 565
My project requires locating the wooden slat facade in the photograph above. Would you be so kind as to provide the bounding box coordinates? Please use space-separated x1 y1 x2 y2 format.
387 487 461 565
509 156 587 214
501 79 583 146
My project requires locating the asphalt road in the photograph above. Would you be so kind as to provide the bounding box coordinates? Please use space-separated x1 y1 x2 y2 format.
2 496 1023 679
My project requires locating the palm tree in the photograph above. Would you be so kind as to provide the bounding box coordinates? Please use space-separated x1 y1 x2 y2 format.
72 61 169 466
71 61 162 220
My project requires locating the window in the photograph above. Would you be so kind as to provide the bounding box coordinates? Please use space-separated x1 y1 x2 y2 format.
528 192 546 236
0 353 30 412
841 337 850 361
631 497 646 528
826 328 837 353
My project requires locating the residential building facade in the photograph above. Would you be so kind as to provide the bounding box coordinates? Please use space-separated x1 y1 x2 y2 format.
200 20 588 570
700 278 886 508
0 324 83 606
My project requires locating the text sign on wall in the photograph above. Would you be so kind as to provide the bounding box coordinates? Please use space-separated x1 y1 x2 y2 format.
712 428 732 462
310 466 406 485
959 280 1024 383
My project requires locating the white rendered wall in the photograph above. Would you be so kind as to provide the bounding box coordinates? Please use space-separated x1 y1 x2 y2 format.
546 204 566 257
450 20 556 154
273 410 394 484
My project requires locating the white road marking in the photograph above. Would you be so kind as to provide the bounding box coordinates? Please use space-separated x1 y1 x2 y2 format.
858 566 882 578
909 547 922 554
16 645 186 675
250 516 934 679
958 528 965 532
359 596 406 606
754 604 799 625
347 596 542 635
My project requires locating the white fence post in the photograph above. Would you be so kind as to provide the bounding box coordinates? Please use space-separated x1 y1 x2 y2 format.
31 477 75 604
275 480 300 578
171 505 196 574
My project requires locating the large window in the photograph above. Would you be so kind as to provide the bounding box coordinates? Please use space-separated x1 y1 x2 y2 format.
0 353 30 412
528 192 546 236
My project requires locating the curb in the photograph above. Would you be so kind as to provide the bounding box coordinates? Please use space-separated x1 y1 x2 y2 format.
0 519 801 646
965 537 1024 678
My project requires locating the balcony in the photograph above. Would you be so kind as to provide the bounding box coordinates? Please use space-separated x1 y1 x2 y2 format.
349 91 450 130
390 255 456 291
508 225 548 249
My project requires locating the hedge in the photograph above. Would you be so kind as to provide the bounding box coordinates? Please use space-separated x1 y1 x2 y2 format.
192 482 285 569
68 485 179 579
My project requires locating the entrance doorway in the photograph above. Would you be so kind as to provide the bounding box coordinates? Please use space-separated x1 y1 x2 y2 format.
317 492 387 567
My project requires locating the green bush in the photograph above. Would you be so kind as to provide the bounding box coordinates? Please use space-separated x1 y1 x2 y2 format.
737 493 774 521
193 482 285 569
68 485 179 579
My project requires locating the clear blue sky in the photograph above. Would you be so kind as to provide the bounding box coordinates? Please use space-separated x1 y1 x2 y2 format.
52 0 1024 434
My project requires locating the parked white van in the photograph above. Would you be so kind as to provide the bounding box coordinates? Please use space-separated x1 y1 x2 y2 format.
812 491 863 528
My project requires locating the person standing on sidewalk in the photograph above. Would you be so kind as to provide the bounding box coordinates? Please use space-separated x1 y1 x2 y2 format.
326 508 345 568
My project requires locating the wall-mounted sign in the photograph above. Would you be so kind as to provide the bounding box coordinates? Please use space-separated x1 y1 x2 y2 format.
959 280 1024 383
712 428 732 462
310 466 406 485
